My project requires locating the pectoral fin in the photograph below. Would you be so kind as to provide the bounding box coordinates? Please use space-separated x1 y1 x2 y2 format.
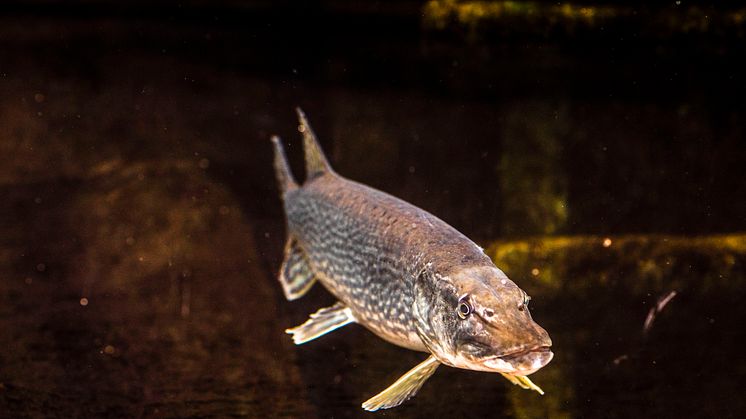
362 355 441 411
286 302 356 345
278 238 316 301
500 373 545 395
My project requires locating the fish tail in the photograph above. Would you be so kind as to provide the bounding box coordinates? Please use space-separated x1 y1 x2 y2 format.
296 107 333 179
271 135 298 198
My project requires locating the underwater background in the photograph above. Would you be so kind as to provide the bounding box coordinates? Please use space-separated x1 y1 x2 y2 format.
1 1 744 417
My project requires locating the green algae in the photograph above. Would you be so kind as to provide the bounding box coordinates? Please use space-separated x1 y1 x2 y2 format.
423 0 746 38
498 102 569 235
484 233 746 418
487 234 746 296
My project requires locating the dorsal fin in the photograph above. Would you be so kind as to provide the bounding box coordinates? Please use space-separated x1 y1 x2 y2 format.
271 135 298 197
296 107 333 179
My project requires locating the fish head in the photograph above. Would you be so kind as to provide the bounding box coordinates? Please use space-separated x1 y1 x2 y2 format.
414 266 552 375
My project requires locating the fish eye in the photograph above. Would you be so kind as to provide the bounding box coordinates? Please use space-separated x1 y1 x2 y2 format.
457 295 472 319
518 292 531 311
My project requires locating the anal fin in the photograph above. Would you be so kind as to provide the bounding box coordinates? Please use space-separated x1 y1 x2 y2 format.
362 355 441 411
286 302 356 345
279 238 316 300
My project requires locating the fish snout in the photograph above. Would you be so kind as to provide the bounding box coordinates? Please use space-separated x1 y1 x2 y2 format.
479 306 552 348
531 321 552 349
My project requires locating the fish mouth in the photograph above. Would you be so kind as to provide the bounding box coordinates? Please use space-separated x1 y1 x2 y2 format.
484 346 553 375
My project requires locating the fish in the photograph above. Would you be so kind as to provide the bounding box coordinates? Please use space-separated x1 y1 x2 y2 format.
272 109 553 411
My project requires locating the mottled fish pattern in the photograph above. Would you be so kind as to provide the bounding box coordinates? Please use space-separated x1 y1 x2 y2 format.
287 171 492 349
272 109 553 411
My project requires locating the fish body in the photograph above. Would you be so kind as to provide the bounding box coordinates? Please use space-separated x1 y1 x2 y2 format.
286 171 488 351
273 109 553 410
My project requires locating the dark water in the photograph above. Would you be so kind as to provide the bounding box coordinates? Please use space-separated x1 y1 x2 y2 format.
1 3 745 418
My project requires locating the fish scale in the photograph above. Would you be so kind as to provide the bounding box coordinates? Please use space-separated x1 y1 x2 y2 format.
286 174 491 347
272 109 553 411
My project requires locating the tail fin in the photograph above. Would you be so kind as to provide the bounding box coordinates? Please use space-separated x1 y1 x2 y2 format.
296 107 333 179
271 135 298 197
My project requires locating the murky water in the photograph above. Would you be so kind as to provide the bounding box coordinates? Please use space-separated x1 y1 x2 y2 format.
1 5 745 418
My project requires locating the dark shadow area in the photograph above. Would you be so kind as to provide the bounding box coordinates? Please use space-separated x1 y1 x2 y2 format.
1 1 745 418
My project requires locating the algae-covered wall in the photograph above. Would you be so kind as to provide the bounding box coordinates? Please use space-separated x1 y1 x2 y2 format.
1 1 745 417
487 234 746 418
488 234 746 295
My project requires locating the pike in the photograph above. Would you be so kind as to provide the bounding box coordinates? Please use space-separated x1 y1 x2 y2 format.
272 109 553 411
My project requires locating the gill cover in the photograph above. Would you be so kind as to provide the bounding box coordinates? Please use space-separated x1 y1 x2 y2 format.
413 269 459 360
413 266 552 372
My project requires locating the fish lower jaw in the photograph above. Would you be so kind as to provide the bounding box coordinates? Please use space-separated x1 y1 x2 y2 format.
433 346 553 375
449 346 553 375
486 347 554 375
434 352 519 373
